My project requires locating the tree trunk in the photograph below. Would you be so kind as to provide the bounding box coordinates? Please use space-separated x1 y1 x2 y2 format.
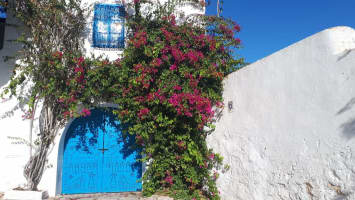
23 142 49 190
23 103 58 190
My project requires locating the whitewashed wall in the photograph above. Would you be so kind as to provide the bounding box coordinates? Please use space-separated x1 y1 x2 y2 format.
0 11 30 194
208 26 355 200
0 0 203 197
2 3 355 199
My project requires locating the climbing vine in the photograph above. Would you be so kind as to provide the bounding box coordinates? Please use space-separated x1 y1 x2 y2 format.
2 0 243 199
1 0 88 190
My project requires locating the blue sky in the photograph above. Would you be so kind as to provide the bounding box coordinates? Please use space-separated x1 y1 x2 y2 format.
206 0 355 63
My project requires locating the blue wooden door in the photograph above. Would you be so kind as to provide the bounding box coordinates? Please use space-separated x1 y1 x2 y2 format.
62 108 142 194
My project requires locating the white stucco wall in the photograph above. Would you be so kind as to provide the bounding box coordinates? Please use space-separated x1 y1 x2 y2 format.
208 26 355 200
0 11 29 194
5 2 354 200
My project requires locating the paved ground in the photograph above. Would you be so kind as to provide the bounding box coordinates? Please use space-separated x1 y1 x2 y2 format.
0 192 173 200
50 193 173 200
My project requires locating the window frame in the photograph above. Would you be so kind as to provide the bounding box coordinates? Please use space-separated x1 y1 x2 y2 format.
92 3 125 49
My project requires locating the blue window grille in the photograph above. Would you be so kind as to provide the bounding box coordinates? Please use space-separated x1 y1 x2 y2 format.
92 4 125 49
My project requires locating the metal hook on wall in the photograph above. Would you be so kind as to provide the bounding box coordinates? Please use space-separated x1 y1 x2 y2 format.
228 101 233 112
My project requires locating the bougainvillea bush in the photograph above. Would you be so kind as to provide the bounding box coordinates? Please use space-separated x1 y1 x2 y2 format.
107 1 243 198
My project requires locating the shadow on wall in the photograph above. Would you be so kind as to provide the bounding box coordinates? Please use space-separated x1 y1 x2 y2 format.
340 117 355 140
337 98 355 116
333 195 348 200
338 98 355 140
0 79 31 120
0 10 27 120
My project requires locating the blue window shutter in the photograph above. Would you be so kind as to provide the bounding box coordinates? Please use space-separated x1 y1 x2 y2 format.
0 6 6 19
0 0 7 19
93 4 125 49
0 0 7 50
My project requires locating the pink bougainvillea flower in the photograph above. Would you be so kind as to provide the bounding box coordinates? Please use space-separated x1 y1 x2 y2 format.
162 55 169 61
22 110 34 120
169 64 177 71
161 28 174 41
163 170 174 185
119 110 129 117
173 85 182 91
164 175 173 185
74 66 84 73
171 47 185 63
81 108 91 117
53 51 63 59
220 45 225 52
62 111 71 118
147 93 154 101
168 15 176 26
168 93 180 107
77 56 84 66
135 135 144 146
134 63 143 72
152 58 163 67
185 111 192 117
189 78 198 88
234 24 241 32
134 96 143 103
76 74 84 83
138 108 150 119
69 95 76 103
216 101 224 108
143 82 150 88
155 90 166 103
235 38 241 44
209 153 215 160
219 24 226 31
197 51 204 59
132 31 147 48
187 50 198 63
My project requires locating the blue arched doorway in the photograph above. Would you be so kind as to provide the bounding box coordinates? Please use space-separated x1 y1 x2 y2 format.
61 108 142 194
